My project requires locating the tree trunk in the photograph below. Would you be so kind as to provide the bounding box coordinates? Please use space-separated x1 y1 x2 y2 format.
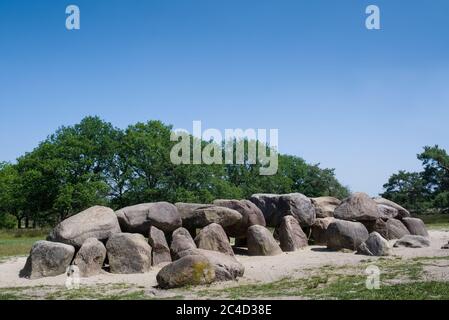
25 216 29 229
17 218 22 229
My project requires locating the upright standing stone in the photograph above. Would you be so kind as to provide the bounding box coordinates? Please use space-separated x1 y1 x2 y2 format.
74 238 106 277
149 226 172 266
195 223 234 256
247 225 282 256
106 233 152 274
277 216 308 252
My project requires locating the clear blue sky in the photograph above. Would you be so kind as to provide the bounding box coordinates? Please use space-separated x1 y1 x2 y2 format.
1 0 448 196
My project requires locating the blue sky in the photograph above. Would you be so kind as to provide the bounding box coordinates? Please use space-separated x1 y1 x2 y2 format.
1 0 448 196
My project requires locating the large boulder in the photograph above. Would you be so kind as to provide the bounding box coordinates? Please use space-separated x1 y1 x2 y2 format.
116 202 181 235
327 219 369 251
73 238 106 277
401 218 429 237
213 199 266 238
170 227 197 260
334 193 380 222
178 249 244 281
311 217 335 245
48 206 121 248
376 205 399 219
365 218 410 240
279 193 316 227
175 203 242 230
249 194 282 227
277 216 308 252
394 235 430 248
106 233 152 274
148 226 172 266
249 193 316 227
194 223 234 256
357 232 391 256
20 241 75 279
247 225 282 256
372 197 411 219
156 255 215 289
312 197 341 218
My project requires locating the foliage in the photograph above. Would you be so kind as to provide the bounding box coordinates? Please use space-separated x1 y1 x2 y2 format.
382 145 449 214
0 116 349 227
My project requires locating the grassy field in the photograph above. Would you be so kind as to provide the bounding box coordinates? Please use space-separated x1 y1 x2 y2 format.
419 214 449 230
0 229 48 259
0 256 448 300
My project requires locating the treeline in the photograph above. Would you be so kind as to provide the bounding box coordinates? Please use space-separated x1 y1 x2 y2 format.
0 116 349 229
382 146 449 214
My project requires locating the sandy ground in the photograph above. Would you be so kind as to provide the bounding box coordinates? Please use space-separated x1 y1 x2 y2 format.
1 230 448 290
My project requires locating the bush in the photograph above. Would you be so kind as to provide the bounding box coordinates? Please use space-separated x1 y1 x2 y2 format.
0 213 17 229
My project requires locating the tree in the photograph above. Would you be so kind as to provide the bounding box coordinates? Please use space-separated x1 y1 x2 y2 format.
0 116 350 228
0 162 26 228
382 145 449 213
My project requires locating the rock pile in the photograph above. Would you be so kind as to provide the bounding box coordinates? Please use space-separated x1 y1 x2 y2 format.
21 191 429 288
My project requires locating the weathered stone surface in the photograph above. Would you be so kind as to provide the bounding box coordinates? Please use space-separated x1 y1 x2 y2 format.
247 225 282 256
372 197 411 219
170 227 197 260
116 202 181 235
327 219 369 251
48 206 121 248
249 193 316 227
365 218 410 240
194 223 234 256
376 204 399 219
74 238 106 277
20 241 75 279
213 199 266 238
249 194 282 227
148 226 172 266
156 255 215 289
312 197 341 218
394 235 431 248
277 216 308 252
106 233 152 274
178 249 244 281
279 193 316 227
311 217 335 245
442 242 449 249
334 193 380 222
357 232 391 256
175 203 242 230
402 218 429 237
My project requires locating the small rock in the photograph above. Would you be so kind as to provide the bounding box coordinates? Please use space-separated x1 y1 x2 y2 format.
394 235 431 248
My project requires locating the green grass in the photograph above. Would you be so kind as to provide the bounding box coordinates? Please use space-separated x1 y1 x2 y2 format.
197 257 449 300
0 284 186 301
0 229 48 258
417 214 449 230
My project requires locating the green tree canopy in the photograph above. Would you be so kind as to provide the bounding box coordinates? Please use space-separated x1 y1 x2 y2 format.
0 116 349 228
